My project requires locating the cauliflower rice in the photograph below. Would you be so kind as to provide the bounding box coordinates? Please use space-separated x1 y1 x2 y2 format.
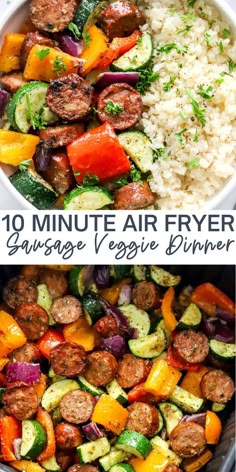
139 0 236 209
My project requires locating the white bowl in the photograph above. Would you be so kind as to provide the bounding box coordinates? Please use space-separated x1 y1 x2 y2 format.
0 0 236 210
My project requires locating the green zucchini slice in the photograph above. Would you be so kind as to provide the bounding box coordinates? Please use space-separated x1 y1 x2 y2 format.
64 186 113 210
111 32 153 72
209 339 236 361
120 304 151 337
128 329 166 358
77 437 110 463
170 385 204 413
20 420 46 459
158 402 183 437
150 266 181 287
118 131 153 173
177 303 202 330
115 430 152 459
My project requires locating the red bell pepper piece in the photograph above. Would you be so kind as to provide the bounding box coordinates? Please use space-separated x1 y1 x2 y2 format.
36 407 56 462
166 346 201 372
37 329 64 359
67 122 131 183
97 30 141 71
128 383 159 404
0 372 7 386
190 283 235 316
0 416 21 461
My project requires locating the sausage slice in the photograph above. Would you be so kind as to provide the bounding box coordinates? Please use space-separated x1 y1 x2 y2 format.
68 466 99 472
132 281 162 311
50 342 87 377
38 268 68 299
46 74 93 121
50 295 83 324
0 72 28 93
117 353 151 388
173 330 209 364
9 342 42 363
98 1 145 39
84 351 118 387
3 275 38 309
200 369 235 403
170 422 206 458
126 401 159 437
15 302 49 340
20 32 57 68
94 315 119 338
55 422 82 449
114 181 155 210
97 83 142 130
2 386 39 420
30 0 77 33
59 390 95 424
39 124 85 149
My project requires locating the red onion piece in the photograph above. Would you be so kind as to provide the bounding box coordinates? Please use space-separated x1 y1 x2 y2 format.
58 34 83 57
82 422 104 441
98 335 127 358
118 285 132 306
214 323 235 343
202 316 217 338
83 266 94 288
0 88 9 118
34 143 51 173
6 362 41 385
94 266 110 289
181 413 206 427
13 439 22 460
95 72 140 89
216 307 235 325
97 294 130 333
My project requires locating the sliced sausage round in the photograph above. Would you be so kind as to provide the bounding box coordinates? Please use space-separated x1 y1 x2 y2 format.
59 390 95 424
3 275 38 309
2 386 39 420
97 83 142 130
9 342 42 363
30 0 77 33
50 342 87 377
98 1 145 39
38 269 68 299
55 422 82 449
200 369 235 403
84 351 118 387
170 422 206 458
15 302 49 341
113 181 155 210
56 451 73 471
68 466 99 472
46 74 93 121
173 330 209 364
94 315 119 338
132 281 162 311
126 401 159 437
50 295 83 324
117 353 151 389
164 466 182 472
20 32 57 68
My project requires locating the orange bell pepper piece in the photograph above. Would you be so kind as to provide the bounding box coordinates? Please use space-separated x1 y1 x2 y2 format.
101 278 132 305
91 394 129 435
0 416 22 461
190 283 235 316
33 373 47 402
0 33 26 72
180 366 209 399
161 287 178 331
24 45 79 82
0 358 10 371
205 411 222 445
10 461 45 472
145 359 181 398
0 310 26 358
130 450 169 472
0 130 40 167
182 448 213 471
80 25 108 76
36 407 56 462
63 316 97 351
97 30 141 70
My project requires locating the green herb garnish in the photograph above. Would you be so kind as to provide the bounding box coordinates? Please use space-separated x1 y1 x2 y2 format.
208 19 216 25
163 76 176 92
53 56 67 76
222 28 230 38
74 171 81 176
83 173 99 185
193 129 199 142
153 147 167 161
181 12 196 21
136 67 159 95
187 0 197 7
228 58 236 73
179 110 187 120
185 156 200 168
177 24 193 35
175 128 188 145
82 32 91 47
19 159 32 171
130 164 142 182
137 36 143 45
185 89 206 126
217 41 224 53
68 22 81 40
35 48 50 61
205 33 211 46
197 85 214 100
105 100 123 115
157 43 188 54
114 176 129 188
26 95 47 130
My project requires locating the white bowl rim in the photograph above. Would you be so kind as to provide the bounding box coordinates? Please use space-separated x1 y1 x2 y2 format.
0 0 236 210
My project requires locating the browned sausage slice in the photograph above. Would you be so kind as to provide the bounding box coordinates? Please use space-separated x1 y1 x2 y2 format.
38 268 68 299
126 401 159 437
9 342 42 363
117 353 151 389
15 302 49 341
94 315 119 338
68 466 99 472
55 422 82 449
2 386 39 420
46 74 93 121
29 0 77 33
50 295 83 324
50 342 87 377
173 330 209 364
0 73 28 93
59 390 95 424
39 124 85 149
42 151 75 195
170 422 206 458
132 281 162 311
20 32 57 68
164 466 182 472
3 275 38 309
98 1 145 39
84 351 118 387
200 369 235 403
113 181 155 210
97 83 142 130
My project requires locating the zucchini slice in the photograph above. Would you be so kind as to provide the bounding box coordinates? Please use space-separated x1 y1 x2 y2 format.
158 402 183 437
209 339 236 361
20 420 47 459
99 448 130 471
41 379 79 412
74 0 103 34
9 168 58 210
111 32 153 72
128 329 166 358
110 465 135 472
132 265 147 282
212 402 226 413
37 284 55 326
78 376 104 396
177 303 202 330
48 367 65 383
170 386 204 413
120 304 150 337
118 131 153 173
150 266 181 287
41 455 61 471
110 265 131 281
151 435 182 466
64 186 113 210
82 292 103 323
77 437 110 463
115 430 152 459
69 265 95 297
106 379 128 405
156 319 171 346
157 409 164 434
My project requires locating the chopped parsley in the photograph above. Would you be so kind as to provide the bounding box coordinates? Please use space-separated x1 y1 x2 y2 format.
197 85 214 100
175 128 188 145
136 67 159 95
185 156 200 168
205 33 211 46
214 72 225 84
199 10 206 18
137 36 143 46
222 28 230 38
35 48 50 61
185 89 206 127
105 100 123 115
74 171 81 176
53 56 67 76
153 147 167 161
177 24 193 35
179 63 183 68
193 129 199 142
187 0 197 7
114 176 129 189
228 58 236 74
19 159 32 171
26 94 47 130
208 19 216 26
68 22 81 40
163 76 176 92
169 7 176 14
130 164 142 182
131 55 138 64
217 41 224 54
83 173 99 185
82 32 91 47
181 11 196 22
179 110 187 120
157 43 188 54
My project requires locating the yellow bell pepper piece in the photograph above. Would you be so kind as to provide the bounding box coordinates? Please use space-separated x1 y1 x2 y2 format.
145 359 181 398
161 287 178 331
0 310 26 359
0 33 26 72
24 45 79 82
205 411 222 445
130 450 169 472
80 25 108 76
0 130 39 166
0 358 10 371
92 394 129 435
10 461 45 472
63 316 97 351
182 448 213 471
180 366 209 399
